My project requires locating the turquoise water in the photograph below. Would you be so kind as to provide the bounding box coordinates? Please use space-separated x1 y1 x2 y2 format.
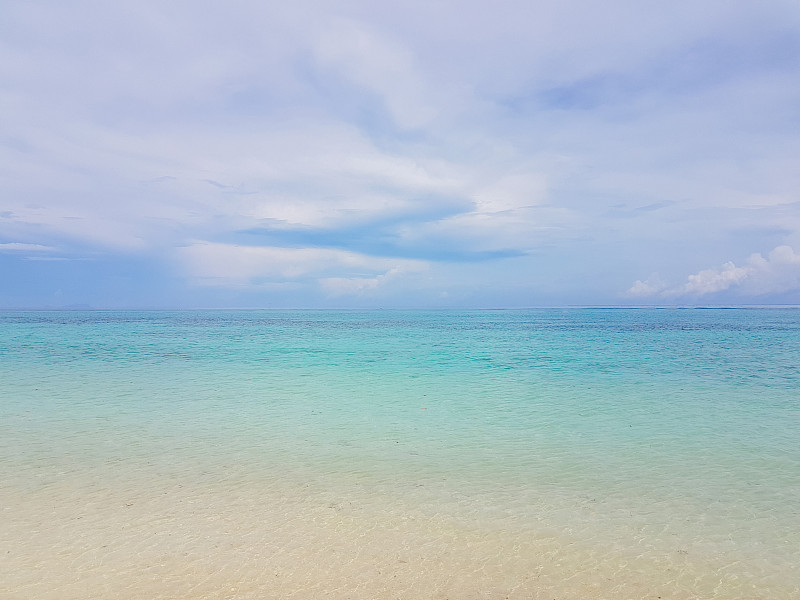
2 309 799 599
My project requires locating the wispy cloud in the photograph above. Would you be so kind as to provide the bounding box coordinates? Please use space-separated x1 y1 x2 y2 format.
176 242 427 294
0 243 56 252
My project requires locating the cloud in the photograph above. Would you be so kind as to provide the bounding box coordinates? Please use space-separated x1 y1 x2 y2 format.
681 261 750 295
319 267 420 297
627 245 800 298
626 274 668 298
0 243 56 252
3 1 800 307
176 242 427 291
314 18 437 129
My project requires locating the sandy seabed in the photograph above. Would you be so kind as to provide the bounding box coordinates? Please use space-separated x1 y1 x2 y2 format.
1 464 781 600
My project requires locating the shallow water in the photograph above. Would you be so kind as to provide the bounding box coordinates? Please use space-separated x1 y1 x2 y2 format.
1 309 799 599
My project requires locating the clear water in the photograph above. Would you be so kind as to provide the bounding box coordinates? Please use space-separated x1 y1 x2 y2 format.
1 309 799 599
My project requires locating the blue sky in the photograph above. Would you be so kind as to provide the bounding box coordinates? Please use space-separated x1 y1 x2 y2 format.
2 0 800 308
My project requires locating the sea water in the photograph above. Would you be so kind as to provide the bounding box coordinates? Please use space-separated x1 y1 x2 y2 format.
1 309 798 599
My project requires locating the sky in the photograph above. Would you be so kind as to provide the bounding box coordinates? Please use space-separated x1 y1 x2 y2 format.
2 0 800 308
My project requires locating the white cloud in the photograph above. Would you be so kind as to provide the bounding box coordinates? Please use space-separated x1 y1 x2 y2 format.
472 172 548 213
314 18 437 129
627 245 800 298
0 243 56 252
176 242 427 289
742 245 800 295
320 267 417 297
625 274 668 298
680 261 750 295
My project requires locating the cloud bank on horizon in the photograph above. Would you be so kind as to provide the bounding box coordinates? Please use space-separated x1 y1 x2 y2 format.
1 0 799 307
628 245 800 300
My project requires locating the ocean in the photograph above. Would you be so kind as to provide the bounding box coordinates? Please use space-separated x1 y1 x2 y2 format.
1 309 798 599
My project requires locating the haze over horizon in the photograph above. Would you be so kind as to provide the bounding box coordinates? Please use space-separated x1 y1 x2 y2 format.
2 0 800 308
